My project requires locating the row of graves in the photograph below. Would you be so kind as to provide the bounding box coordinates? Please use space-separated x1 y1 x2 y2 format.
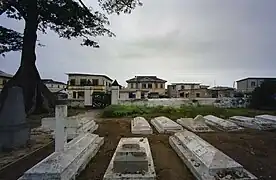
18 104 276 180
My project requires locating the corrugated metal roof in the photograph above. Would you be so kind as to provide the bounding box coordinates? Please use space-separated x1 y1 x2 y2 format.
0 70 13 78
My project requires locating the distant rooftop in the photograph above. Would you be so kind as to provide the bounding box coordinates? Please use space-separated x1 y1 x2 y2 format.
42 79 67 85
236 77 276 82
66 73 112 81
126 76 167 83
209 86 235 91
0 70 13 78
171 82 201 85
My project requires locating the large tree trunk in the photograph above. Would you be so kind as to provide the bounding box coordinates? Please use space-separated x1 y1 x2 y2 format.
0 0 55 115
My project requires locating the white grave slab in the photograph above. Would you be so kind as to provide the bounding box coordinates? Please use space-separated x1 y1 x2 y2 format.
104 137 156 180
229 116 275 130
177 115 214 132
41 116 98 139
169 130 257 180
204 115 243 131
19 133 104 180
150 116 183 133
131 117 153 134
255 114 276 123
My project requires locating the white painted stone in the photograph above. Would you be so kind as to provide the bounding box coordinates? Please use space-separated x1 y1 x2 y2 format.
104 137 156 180
204 115 243 131
229 116 264 130
41 116 98 140
19 133 104 180
255 114 276 123
112 86 120 105
169 130 257 180
131 117 153 134
55 105 67 152
151 116 183 133
84 89 92 106
177 115 214 132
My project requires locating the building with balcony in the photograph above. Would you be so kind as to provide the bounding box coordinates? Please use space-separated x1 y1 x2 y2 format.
67 73 113 99
168 83 211 98
236 77 276 93
125 76 167 98
0 70 13 93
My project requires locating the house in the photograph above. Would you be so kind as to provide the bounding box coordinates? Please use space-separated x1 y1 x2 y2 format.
125 76 167 98
67 73 113 99
236 77 276 93
0 70 13 92
168 83 211 98
209 86 235 98
42 79 67 93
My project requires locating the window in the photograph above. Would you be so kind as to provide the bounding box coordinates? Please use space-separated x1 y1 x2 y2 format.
87 79 92 85
129 92 136 98
185 93 189 98
181 85 184 90
2 79 7 85
172 85 175 90
73 91 77 98
80 79 87 86
57 85 60 88
196 93 200 97
70 79 76 86
142 83 147 89
155 83 158 88
131 83 134 88
160 84 164 88
92 79 99 86
251 81 256 87
78 91 84 98
148 83 152 88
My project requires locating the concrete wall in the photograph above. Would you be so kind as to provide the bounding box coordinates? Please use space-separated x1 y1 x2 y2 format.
67 99 85 108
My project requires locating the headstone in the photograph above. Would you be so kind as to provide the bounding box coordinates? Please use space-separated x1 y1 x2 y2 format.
55 104 67 152
104 137 156 180
111 81 120 105
204 115 243 131
131 117 152 134
151 116 183 133
177 115 214 132
19 133 104 180
169 130 257 180
0 86 30 151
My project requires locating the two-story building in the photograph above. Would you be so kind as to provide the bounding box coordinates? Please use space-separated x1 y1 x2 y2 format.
168 83 211 98
0 70 13 93
236 77 276 93
67 73 113 99
209 86 235 98
125 76 167 98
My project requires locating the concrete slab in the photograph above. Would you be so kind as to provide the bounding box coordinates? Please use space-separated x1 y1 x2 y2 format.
104 137 156 180
204 115 243 131
151 116 183 133
19 133 104 180
229 116 267 130
177 115 214 132
131 117 153 134
255 115 276 123
169 130 257 180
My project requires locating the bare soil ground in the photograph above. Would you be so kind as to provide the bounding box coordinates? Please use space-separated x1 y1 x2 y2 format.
78 119 276 180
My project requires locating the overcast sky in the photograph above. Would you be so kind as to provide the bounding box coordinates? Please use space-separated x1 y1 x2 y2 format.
1 0 276 87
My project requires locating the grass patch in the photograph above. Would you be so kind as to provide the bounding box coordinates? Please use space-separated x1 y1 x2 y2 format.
101 105 276 120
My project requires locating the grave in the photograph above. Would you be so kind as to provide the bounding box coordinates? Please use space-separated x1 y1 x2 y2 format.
104 137 156 180
229 116 275 130
19 133 104 180
169 130 257 180
0 86 30 151
41 116 98 140
176 115 214 132
131 117 153 134
255 114 276 124
204 115 243 131
150 116 183 133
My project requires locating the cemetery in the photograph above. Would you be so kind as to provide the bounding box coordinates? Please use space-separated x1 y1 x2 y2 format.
131 117 153 134
150 116 183 133
176 115 214 132
204 115 244 131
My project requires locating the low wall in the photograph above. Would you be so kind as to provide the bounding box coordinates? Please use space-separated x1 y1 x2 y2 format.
118 98 217 107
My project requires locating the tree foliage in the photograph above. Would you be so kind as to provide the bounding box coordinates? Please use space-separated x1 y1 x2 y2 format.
0 0 142 55
250 81 276 110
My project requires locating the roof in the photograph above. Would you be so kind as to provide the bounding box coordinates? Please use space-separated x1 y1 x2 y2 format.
126 76 167 83
66 73 113 81
0 70 13 78
209 86 235 91
236 77 276 82
171 82 201 85
42 79 67 85
111 80 120 87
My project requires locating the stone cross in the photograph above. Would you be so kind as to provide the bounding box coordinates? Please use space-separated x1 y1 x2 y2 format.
55 100 68 152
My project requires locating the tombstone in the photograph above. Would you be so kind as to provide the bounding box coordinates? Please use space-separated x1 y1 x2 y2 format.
177 115 214 132
151 116 183 133
255 114 276 124
19 133 104 180
111 80 120 105
0 86 30 151
169 130 257 180
104 137 156 180
204 115 243 131
131 117 152 134
229 116 265 130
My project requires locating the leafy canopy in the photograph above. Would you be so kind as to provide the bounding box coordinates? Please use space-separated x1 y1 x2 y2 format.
0 0 142 55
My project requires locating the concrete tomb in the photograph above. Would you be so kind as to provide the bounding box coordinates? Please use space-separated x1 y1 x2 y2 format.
19 133 104 180
204 115 243 131
151 116 183 133
131 117 153 134
0 86 30 150
177 115 214 132
169 130 257 180
104 137 156 180
41 116 98 140
229 116 275 130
